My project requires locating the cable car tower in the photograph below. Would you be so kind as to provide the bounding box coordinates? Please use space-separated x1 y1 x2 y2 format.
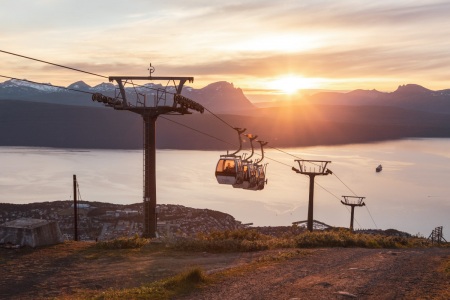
92 67 204 238
341 195 365 231
292 160 332 232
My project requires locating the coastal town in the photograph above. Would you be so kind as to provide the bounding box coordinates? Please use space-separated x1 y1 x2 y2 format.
0 201 245 241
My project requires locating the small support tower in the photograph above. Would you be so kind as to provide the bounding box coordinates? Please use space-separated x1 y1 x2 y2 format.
92 70 204 238
341 195 365 231
292 160 332 232
428 226 447 244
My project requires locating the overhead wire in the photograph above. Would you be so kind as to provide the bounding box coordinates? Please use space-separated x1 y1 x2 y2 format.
0 74 94 96
1 50 379 228
160 116 235 147
314 181 362 228
0 49 108 80
0 49 182 99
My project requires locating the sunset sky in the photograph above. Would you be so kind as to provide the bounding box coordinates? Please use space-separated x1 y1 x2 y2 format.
1 0 450 100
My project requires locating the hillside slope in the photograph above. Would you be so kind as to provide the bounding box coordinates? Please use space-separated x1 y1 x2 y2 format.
2 100 450 149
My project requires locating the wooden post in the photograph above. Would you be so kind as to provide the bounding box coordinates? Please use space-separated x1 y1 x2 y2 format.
73 174 78 241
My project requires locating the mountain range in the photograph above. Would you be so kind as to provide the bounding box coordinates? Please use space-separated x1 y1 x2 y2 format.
0 79 255 113
304 84 450 114
1 80 450 149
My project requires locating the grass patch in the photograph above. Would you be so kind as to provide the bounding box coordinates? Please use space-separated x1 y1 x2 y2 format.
94 235 150 250
169 228 430 253
294 229 423 248
170 229 294 252
73 267 207 300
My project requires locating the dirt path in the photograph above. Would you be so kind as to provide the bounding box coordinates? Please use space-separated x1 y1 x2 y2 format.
178 248 450 300
0 242 256 299
1 243 448 299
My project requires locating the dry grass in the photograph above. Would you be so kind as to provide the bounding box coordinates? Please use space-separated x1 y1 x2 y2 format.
69 267 207 300
169 228 431 253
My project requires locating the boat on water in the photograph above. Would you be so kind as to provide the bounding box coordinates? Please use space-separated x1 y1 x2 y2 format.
376 164 382 172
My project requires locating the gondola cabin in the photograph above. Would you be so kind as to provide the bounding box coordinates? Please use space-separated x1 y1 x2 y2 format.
233 162 256 189
242 164 267 191
256 164 267 190
215 155 244 185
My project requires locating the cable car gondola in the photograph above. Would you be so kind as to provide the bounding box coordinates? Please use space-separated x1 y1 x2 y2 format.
244 141 268 191
233 134 258 189
215 128 246 185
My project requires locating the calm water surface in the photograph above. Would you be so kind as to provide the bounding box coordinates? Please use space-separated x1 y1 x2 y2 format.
1 138 449 239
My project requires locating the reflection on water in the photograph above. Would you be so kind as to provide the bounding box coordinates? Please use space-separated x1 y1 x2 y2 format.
0 138 449 239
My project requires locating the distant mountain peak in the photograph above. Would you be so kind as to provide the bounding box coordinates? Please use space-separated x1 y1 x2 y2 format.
394 84 431 94
92 82 115 92
202 81 235 91
67 81 91 91
3 78 58 92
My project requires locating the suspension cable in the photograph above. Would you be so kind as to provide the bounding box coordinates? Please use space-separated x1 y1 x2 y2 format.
202 107 236 130
313 181 362 228
0 74 94 95
0 50 378 228
0 49 108 79
333 172 358 196
160 116 235 147
365 205 378 229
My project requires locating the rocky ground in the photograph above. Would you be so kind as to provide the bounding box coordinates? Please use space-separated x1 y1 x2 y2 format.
0 242 449 299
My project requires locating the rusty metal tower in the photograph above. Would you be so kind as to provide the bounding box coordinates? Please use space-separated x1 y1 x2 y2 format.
341 195 365 231
292 160 332 232
92 71 204 238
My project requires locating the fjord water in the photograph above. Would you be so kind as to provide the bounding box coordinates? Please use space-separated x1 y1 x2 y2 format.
1 138 449 239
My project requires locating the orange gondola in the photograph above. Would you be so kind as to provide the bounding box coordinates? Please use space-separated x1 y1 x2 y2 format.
215 128 246 185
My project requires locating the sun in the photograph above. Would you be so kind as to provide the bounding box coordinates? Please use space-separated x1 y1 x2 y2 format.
269 76 319 95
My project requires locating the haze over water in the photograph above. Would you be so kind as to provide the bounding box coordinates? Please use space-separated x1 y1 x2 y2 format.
1 138 449 240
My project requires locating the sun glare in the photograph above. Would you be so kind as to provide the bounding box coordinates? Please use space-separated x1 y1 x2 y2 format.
269 76 319 95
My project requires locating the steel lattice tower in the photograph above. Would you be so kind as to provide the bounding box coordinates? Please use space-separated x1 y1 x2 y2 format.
93 74 204 238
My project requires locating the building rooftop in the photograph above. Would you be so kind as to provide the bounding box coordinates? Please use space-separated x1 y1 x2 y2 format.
1 218 51 229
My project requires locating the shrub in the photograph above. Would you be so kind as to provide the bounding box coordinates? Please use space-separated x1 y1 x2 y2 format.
95 235 150 250
168 228 431 252
170 229 274 252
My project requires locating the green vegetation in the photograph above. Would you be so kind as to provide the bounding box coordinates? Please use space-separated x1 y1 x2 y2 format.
169 228 429 252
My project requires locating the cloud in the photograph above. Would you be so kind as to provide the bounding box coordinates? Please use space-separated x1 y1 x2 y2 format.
2 0 450 90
